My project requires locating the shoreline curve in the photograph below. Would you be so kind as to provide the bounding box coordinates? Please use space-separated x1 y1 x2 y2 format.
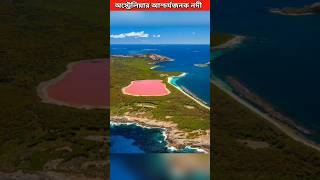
168 73 210 110
37 59 108 110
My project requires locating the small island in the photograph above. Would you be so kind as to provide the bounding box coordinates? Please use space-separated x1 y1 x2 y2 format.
194 62 210 68
270 2 320 16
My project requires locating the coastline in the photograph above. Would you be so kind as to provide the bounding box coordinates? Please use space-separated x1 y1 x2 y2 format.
167 73 210 110
150 65 160 70
270 9 315 16
37 59 108 110
212 78 320 152
110 121 206 153
213 35 246 50
110 116 210 153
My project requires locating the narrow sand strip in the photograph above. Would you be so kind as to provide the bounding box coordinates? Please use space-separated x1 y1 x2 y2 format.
168 73 210 110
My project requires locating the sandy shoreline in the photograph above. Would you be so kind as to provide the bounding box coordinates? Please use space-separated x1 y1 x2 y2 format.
212 79 320 151
37 59 108 110
111 115 210 153
213 35 246 50
167 73 210 110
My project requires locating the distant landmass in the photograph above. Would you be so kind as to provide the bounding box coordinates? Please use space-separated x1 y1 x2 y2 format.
194 62 210 68
212 34 245 50
271 2 320 16
112 54 173 63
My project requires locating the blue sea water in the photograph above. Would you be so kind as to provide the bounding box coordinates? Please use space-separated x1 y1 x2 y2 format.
110 123 203 153
110 44 210 153
213 0 320 142
110 123 168 153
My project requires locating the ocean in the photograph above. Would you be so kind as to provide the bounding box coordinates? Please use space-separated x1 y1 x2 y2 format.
213 0 320 143
110 44 210 153
110 123 167 153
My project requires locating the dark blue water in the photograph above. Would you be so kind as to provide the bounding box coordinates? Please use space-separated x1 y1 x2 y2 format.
110 123 202 153
111 44 210 104
213 0 320 142
110 123 168 153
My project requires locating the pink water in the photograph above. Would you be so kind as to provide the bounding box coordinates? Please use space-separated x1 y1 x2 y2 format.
47 59 109 107
122 80 170 96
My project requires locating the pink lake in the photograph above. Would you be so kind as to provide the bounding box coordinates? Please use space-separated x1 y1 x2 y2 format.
122 80 170 96
46 59 109 108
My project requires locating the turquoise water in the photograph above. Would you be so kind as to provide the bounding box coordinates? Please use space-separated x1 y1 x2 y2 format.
170 76 181 88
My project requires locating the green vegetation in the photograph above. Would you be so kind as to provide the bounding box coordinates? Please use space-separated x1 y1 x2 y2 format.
110 57 210 131
0 0 108 176
212 36 320 179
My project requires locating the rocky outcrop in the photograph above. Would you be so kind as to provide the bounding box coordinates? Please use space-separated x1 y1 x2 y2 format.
138 54 173 63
